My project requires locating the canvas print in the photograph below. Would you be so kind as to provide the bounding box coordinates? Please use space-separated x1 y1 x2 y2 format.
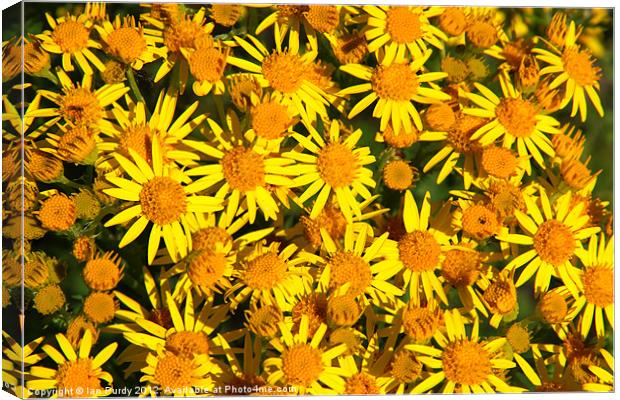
1 2 614 397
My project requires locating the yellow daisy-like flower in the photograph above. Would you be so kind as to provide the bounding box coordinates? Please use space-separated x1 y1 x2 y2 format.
97 89 206 172
226 240 311 312
180 42 229 96
36 13 105 74
283 120 376 222
498 189 600 294
563 233 613 339
27 331 117 398
309 223 403 306
162 210 272 301
384 191 451 304
407 309 522 393
536 286 582 340
383 296 446 345
462 75 561 174
264 315 348 394
245 92 300 152
439 238 496 318
29 69 128 129
119 292 234 372
103 138 224 264
420 110 488 189
339 50 451 134
227 34 337 123
534 21 604 121
95 15 164 69
256 5 343 53
479 268 518 328
184 117 297 225
142 7 215 88
363 6 447 63
141 348 216 397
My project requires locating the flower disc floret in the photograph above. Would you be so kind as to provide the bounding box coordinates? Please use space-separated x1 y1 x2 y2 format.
371 64 419 101
139 177 188 225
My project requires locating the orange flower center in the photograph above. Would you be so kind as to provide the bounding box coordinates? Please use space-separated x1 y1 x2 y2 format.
262 52 307 93
243 252 287 290
425 103 456 131
221 146 266 192
304 5 339 33
83 292 116 324
439 8 467 36
56 359 102 398
446 114 486 153
533 220 575 266
301 205 348 247
139 176 188 225
328 251 373 297
60 87 102 126
327 295 360 326
386 7 423 44
192 227 232 252
383 124 419 148
372 64 419 101
466 20 497 49
164 19 209 52
481 146 518 178
539 291 568 323
506 324 531 353
345 373 380 394
153 352 194 393
461 204 500 240
107 27 146 63
251 100 293 140
582 265 613 307
398 231 441 272
188 46 227 82
52 20 90 53
317 142 358 188
247 304 282 337
487 182 526 220
402 304 442 342
33 284 66 315
82 252 122 291
442 339 492 386
495 98 538 138
441 249 481 287
282 344 324 387
187 250 228 291
483 276 517 315
383 160 416 191
38 194 76 231
166 331 210 358
562 46 600 87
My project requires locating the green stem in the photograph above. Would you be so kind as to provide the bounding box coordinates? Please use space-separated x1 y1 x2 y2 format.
56 175 82 190
126 68 148 116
